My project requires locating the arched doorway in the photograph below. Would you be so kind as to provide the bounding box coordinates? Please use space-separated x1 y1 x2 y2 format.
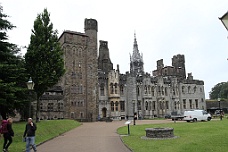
102 107 107 118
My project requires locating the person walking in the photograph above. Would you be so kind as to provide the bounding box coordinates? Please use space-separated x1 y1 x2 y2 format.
23 118 37 152
1 118 14 152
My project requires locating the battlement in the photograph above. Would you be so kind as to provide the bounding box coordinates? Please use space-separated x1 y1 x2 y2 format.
84 18 98 32
99 40 108 48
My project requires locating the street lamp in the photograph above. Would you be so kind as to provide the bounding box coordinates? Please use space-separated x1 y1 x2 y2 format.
217 97 223 120
26 77 34 118
219 11 228 31
26 77 34 90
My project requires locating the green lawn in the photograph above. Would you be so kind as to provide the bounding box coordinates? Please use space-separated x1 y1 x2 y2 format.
0 119 80 152
118 119 228 152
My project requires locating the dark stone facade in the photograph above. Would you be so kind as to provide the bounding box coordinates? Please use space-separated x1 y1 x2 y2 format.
37 19 206 121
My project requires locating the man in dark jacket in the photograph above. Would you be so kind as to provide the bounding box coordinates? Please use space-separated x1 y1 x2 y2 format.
23 118 37 152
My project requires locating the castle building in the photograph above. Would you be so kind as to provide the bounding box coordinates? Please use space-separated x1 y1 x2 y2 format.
38 18 206 121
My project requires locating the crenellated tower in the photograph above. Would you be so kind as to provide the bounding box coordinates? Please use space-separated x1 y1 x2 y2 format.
172 54 186 80
84 18 98 121
98 40 113 74
130 33 144 76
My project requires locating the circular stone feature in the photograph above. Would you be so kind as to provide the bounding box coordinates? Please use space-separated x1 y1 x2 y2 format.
145 128 174 138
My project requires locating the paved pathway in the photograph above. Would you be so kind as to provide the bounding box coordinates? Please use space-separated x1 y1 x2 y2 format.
37 119 174 152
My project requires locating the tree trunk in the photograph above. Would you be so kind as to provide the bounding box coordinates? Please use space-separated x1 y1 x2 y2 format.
36 93 40 123
0 106 7 120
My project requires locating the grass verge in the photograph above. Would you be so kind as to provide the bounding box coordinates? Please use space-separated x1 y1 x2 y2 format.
0 119 80 152
118 119 228 152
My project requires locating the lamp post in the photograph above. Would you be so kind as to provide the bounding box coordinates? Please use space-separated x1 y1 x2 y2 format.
132 100 136 125
218 97 222 120
26 77 35 118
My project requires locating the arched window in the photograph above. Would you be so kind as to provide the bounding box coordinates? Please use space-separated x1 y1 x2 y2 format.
194 86 197 93
161 86 164 95
100 84 105 96
137 87 140 96
114 83 118 94
110 83 114 94
120 85 124 95
166 101 169 109
145 101 148 110
148 85 151 94
165 87 168 96
144 86 147 94
182 86 185 93
111 101 114 111
188 86 191 93
153 101 156 110
78 48 82 57
152 86 155 96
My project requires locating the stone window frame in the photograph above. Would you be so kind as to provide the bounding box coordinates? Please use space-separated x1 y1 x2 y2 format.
166 101 169 109
111 101 114 111
183 99 186 109
145 101 148 110
115 101 119 111
120 101 125 112
195 99 198 109
110 83 114 94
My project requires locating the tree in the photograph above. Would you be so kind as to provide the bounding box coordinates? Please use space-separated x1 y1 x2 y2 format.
209 82 228 100
0 5 29 119
25 8 65 122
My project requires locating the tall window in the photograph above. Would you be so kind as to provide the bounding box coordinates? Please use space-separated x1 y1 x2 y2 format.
174 101 177 110
138 101 141 110
173 88 176 95
153 101 156 110
145 101 148 110
182 86 185 94
152 86 155 96
47 103 53 111
114 83 118 94
189 99 192 109
110 83 114 94
79 85 83 94
183 99 186 109
195 99 198 109
161 86 164 95
120 85 124 95
148 85 151 94
111 101 114 111
194 86 197 93
137 87 140 96
166 101 169 109
115 102 118 111
165 87 168 96
100 84 105 96
71 85 77 94
144 86 147 94
188 86 191 93
120 101 125 111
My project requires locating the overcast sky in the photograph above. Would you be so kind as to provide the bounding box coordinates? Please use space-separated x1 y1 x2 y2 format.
2 0 228 99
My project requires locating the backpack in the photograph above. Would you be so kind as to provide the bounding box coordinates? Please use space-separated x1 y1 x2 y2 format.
0 120 8 134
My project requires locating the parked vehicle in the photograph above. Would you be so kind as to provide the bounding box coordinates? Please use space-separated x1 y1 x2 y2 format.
183 110 211 122
171 114 184 121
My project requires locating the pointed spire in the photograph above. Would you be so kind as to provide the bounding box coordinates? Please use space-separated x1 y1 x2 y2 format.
132 31 140 61
130 32 144 76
